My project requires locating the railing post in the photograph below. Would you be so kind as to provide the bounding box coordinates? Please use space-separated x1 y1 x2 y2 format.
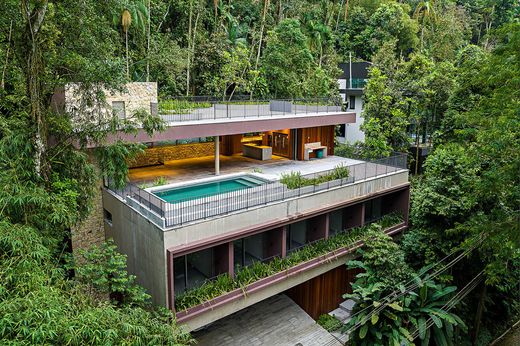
226 103 229 118
213 103 216 120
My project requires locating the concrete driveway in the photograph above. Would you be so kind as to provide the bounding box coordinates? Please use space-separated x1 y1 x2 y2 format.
193 294 343 346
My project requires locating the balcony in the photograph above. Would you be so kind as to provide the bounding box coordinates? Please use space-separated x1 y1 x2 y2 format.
347 78 367 89
105 153 408 229
95 98 354 147
172 214 407 331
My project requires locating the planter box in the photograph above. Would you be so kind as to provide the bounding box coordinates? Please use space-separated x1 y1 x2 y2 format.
175 222 406 325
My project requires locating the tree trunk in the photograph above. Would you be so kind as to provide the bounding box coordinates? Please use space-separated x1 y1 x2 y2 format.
146 0 151 82
415 119 420 175
252 0 269 99
190 11 200 96
186 0 193 96
1 20 13 90
472 283 487 345
22 0 49 178
344 0 349 21
125 29 129 80
335 0 344 33
255 0 269 70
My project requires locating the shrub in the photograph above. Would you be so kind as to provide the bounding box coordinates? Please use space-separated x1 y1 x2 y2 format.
153 176 167 186
317 314 342 332
159 99 211 114
280 164 350 190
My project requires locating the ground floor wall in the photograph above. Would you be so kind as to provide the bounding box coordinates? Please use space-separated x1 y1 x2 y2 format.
102 190 167 306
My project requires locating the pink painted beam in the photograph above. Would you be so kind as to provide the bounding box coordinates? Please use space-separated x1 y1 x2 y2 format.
85 112 355 148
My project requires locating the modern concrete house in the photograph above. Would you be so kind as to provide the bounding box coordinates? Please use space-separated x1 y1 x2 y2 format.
63 83 410 332
337 61 371 144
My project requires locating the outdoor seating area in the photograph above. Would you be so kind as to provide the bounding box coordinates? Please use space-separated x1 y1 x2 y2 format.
303 142 328 161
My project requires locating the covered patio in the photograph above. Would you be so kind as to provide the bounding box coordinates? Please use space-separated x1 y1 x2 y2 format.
128 155 364 185
128 154 290 184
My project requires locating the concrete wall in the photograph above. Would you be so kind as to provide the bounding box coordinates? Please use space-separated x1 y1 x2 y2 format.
103 170 408 307
128 142 215 168
64 82 157 124
344 94 365 143
102 190 167 305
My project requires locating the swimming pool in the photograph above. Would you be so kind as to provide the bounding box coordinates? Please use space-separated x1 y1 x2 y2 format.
152 175 267 203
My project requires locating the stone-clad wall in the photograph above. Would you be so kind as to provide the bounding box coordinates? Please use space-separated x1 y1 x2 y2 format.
129 142 216 168
64 82 158 122
71 152 106 254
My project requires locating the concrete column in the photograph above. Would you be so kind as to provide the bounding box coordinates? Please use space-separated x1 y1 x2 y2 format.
360 203 366 226
399 187 411 225
324 213 330 239
281 226 287 258
166 250 175 311
214 242 233 276
215 135 220 175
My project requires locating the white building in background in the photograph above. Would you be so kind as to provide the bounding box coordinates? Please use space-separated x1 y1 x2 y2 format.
337 61 371 144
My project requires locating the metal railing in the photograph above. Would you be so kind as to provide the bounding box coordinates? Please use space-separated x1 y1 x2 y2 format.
154 97 343 123
348 78 367 89
106 153 408 228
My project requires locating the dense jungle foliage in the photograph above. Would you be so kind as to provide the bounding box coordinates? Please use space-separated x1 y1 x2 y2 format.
0 0 518 344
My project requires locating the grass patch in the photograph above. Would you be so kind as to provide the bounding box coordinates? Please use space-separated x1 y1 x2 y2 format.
174 213 403 311
280 164 350 189
317 314 342 332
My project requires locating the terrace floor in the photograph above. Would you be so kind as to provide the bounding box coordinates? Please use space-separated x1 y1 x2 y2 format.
128 154 363 185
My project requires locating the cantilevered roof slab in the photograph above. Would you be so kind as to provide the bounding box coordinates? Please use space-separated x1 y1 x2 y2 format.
89 111 355 147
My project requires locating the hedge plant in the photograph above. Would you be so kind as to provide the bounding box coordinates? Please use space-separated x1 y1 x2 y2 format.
280 164 350 189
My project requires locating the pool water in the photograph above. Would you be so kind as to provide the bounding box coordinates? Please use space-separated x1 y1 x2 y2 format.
153 176 266 203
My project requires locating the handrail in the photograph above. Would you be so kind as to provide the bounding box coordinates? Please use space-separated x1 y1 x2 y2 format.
154 97 345 123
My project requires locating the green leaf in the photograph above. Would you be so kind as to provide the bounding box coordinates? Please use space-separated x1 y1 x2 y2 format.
371 313 379 325
359 324 369 339
431 315 443 328
373 301 382 307
421 329 431 346
418 317 427 340
389 302 404 311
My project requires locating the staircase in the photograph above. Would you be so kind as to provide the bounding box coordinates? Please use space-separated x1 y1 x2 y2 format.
327 299 356 344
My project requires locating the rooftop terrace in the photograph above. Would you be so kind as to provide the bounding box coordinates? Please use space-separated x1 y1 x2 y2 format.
95 98 354 147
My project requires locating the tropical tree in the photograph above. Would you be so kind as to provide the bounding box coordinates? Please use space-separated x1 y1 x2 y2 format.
414 0 437 50
114 1 148 80
343 228 467 346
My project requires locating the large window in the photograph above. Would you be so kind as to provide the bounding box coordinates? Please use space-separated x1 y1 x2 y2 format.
329 209 344 237
173 247 215 294
349 95 356 110
233 229 283 270
286 220 308 253
364 198 382 224
112 101 126 119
